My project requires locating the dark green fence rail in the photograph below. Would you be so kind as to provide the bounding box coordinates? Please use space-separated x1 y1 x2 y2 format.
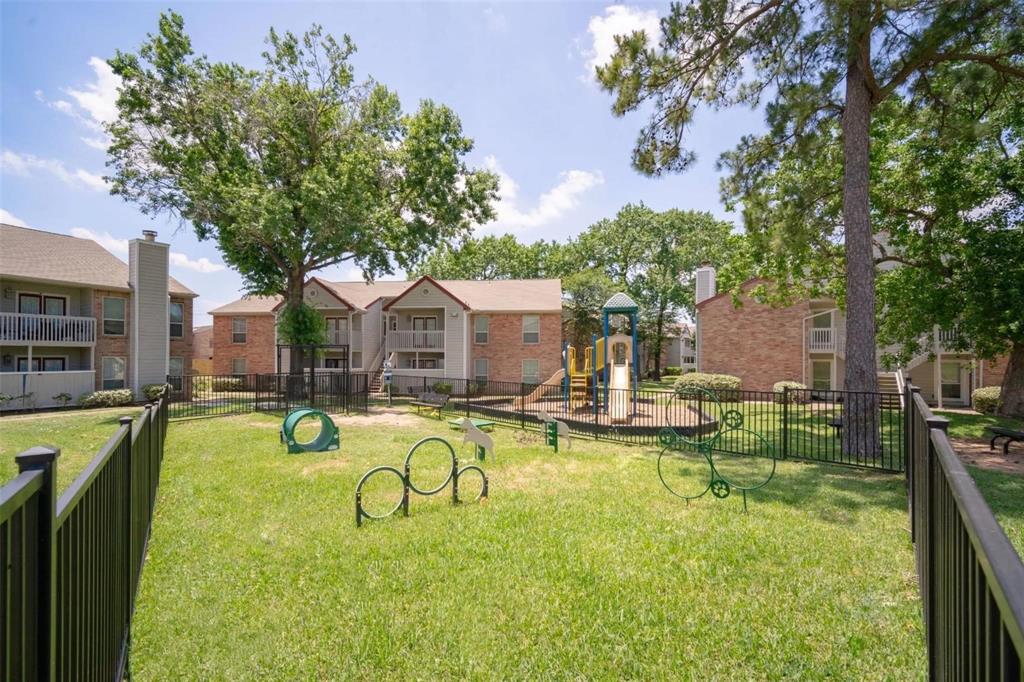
905 384 1024 677
0 390 169 679
385 374 904 471
168 371 369 420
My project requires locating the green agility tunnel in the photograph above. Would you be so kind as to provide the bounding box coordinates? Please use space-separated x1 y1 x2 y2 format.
280 408 340 454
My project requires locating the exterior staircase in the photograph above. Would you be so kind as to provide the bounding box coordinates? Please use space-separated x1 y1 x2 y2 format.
876 370 904 409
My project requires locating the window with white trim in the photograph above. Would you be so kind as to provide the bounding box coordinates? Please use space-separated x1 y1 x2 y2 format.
474 316 489 344
169 301 184 338
232 317 247 343
522 315 540 344
103 297 126 336
474 358 489 383
102 357 126 389
232 357 247 375
522 359 540 385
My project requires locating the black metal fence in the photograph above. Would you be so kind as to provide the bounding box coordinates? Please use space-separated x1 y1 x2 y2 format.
384 375 905 471
0 389 170 679
905 384 1024 677
168 371 369 420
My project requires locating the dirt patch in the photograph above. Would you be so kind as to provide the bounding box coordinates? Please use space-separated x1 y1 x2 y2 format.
951 437 1024 476
326 407 425 428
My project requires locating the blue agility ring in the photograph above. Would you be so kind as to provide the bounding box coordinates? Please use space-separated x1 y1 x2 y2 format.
280 408 340 453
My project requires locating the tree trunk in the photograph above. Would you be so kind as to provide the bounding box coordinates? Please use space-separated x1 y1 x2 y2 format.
652 308 666 381
285 274 306 375
841 8 881 459
997 341 1024 418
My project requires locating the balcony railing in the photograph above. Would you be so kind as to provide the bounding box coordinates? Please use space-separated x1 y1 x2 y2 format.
386 330 444 351
808 327 836 351
327 330 361 351
0 312 96 345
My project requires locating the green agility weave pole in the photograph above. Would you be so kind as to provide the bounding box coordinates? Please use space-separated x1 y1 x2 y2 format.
280 408 340 454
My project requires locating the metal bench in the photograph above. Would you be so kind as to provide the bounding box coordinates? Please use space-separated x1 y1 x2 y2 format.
987 426 1024 455
410 392 449 418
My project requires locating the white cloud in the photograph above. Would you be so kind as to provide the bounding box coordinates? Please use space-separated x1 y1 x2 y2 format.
1 150 108 192
0 209 30 227
65 57 121 127
69 226 225 273
482 155 604 232
38 56 121 150
70 227 127 253
169 252 226 273
580 5 660 82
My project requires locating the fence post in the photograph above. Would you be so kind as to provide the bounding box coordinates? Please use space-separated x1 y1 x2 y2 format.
782 387 790 459
16 445 60 680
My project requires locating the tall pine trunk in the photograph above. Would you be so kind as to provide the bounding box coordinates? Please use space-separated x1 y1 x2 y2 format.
841 7 881 458
997 341 1024 418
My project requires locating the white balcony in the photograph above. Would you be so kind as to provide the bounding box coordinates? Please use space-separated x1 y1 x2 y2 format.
0 312 96 346
386 330 444 352
808 327 845 353
0 370 95 410
326 329 361 351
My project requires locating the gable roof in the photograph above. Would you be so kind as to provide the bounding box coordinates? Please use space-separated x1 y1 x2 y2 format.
208 295 281 315
0 223 196 296
212 276 564 316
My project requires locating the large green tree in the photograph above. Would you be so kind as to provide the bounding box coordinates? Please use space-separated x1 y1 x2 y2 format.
107 13 497 361
873 68 1024 416
415 234 556 280
597 0 1023 453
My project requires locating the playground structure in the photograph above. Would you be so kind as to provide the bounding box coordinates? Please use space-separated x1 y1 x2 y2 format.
279 407 340 453
355 437 489 527
657 387 777 511
515 293 641 425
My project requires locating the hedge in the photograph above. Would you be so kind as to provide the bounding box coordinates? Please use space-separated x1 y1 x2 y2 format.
972 386 1001 415
212 377 246 392
79 389 135 408
772 381 808 404
142 383 170 401
662 366 683 377
673 373 742 401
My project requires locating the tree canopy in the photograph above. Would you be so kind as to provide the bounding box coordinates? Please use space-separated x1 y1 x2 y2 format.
107 12 497 347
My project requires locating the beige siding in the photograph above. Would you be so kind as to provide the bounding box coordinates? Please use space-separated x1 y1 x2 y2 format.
129 239 170 394
389 281 465 380
0 280 92 316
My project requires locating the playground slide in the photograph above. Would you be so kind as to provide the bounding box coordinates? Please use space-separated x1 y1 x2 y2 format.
513 368 566 409
609 363 630 424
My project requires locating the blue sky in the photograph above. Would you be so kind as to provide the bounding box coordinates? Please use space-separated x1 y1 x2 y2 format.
1 2 766 324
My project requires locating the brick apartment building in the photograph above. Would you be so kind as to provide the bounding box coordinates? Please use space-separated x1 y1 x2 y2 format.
0 223 197 409
209 276 563 385
693 266 1007 407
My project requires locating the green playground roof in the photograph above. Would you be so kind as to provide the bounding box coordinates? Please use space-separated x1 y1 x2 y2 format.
603 292 639 312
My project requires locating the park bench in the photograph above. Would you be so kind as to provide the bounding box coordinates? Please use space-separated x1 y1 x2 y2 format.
987 426 1024 455
411 392 449 418
827 417 843 438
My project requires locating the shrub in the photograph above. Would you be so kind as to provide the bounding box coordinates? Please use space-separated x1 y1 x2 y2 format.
79 389 135 408
52 392 74 408
662 366 682 377
772 381 808 404
143 383 170 401
212 377 245 392
432 381 453 395
673 373 742 401
972 386 1001 415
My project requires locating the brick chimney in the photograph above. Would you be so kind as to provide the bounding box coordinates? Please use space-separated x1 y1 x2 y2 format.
129 229 169 396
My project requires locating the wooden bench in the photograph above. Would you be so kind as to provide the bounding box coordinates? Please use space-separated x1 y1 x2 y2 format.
988 426 1024 455
410 392 449 418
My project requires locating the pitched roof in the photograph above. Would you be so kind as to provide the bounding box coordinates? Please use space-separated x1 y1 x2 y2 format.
208 295 281 315
603 292 639 311
383 276 563 312
213 277 563 316
0 223 196 296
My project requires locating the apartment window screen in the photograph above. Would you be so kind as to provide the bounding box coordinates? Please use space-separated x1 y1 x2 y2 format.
169 302 184 338
102 357 126 389
474 316 489 344
232 317 247 343
103 297 126 336
522 315 540 344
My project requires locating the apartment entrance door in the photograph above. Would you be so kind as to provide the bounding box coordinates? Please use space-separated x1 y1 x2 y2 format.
811 359 832 395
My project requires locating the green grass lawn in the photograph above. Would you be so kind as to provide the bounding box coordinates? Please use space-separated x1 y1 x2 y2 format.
969 466 1024 557
935 409 1024 440
131 410 926 679
0 407 143 492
